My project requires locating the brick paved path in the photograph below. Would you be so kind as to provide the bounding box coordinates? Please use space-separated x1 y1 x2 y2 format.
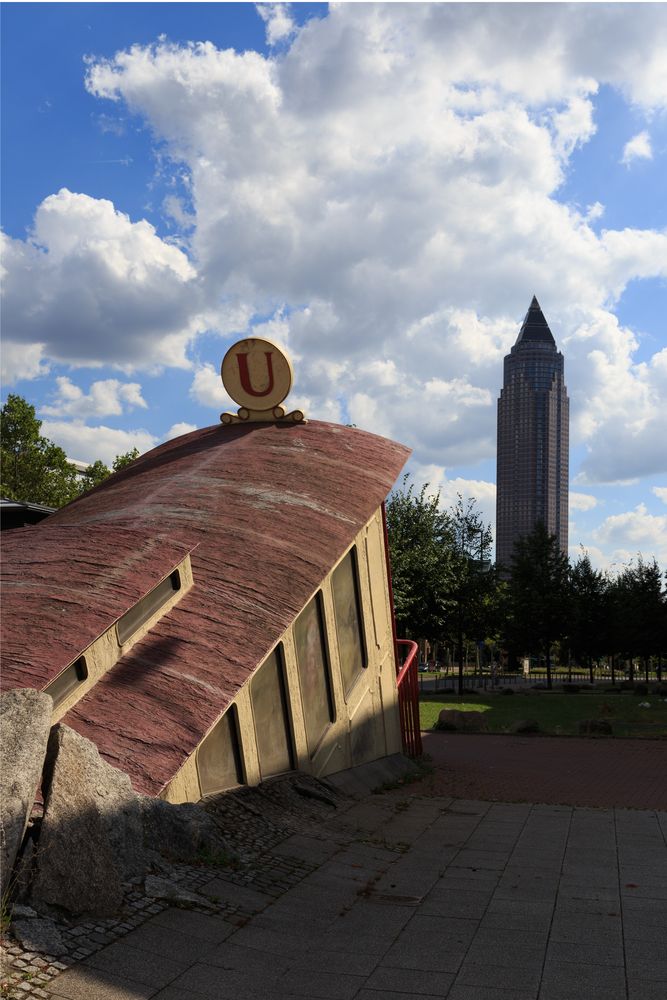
420 733 667 811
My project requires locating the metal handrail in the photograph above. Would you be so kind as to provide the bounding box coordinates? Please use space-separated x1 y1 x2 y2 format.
396 638 422 757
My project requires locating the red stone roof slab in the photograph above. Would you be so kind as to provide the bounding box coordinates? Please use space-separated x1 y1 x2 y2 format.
1 526 195 691
1 421 410 795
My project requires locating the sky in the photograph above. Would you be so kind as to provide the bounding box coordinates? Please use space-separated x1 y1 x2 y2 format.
2 1 667 571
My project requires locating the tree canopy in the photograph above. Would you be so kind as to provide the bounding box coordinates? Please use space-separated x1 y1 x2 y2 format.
1 394 142 508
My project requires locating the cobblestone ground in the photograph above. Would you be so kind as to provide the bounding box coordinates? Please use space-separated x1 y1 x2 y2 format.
0 774 350 999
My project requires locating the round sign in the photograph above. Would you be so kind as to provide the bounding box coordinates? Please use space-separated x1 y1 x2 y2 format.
221 338 293 411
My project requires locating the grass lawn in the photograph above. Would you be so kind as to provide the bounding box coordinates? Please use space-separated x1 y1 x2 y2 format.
419 690 667 738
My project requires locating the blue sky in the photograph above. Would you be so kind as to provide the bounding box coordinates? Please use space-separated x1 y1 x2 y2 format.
2 2 667 570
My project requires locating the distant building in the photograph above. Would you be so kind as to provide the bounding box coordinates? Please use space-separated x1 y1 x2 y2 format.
496 296 569 570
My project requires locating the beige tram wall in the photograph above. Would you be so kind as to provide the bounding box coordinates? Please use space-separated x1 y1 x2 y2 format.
163 506 402 804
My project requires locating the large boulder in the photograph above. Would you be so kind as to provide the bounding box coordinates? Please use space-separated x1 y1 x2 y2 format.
30 724 146 917
0 689 53 897
436 709 489 732
143 799 231 864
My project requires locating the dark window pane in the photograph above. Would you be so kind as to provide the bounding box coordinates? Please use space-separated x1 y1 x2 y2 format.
251 647 293 778
294 594 334 755
197 707 243 795
117 570 181 645
46 656 88 707
332 548 367 695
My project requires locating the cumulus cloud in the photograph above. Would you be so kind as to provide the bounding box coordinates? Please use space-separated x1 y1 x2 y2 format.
621 130 653 166
5 3 667 561
1 342 49 384
164 421 197 440
41 376 147 419
570 492 599 511
652 486 667 505
256 3 296 46
189 363 232 409
40 419 157 466
592 503 667 566
1 191 201 370
77 6 667 482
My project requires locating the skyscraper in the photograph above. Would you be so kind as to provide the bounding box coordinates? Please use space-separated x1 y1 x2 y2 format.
496 296 569 569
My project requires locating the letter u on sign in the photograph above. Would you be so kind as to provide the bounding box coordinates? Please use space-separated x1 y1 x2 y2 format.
221 337 293 411
236 351 275 398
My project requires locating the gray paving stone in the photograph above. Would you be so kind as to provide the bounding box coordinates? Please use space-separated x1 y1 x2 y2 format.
448 988 537 1000
463 942 545 971
46 966 160 999
419 887 491 919
148 907 236 943
380 940 466 975
161 963 282 999
627 980 667 999
288 947 379 976
275 967 367 998
454 960 541 992
546 938 625 967
549 912 622 944
107 921 219 965
152 990 209 1000
198 940 291 973
364 965 455 995
355 993 443 1000
83 941 186 988
481 898 554 931
450 850 511 871
539 959 626 1000
196 877 273 910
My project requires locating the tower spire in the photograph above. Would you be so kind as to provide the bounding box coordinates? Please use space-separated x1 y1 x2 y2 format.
515 295 555 346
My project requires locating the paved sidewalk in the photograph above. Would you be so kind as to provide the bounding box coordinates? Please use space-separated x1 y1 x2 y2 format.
41 765 667 1000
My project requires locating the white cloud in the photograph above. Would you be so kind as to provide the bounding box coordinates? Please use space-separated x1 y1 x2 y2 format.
4 2 667 549
570 492 598 511
1 191 201 371
41 376 148 419
0 342 49 384
256 3 295 46
621 130 653 166
164 421 197 440
41 419 157 466
652 487 667 506
189 363 234 409
78 8 667 486
592 503 667 566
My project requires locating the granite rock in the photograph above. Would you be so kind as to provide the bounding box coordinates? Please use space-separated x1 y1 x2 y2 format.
0 688 53 897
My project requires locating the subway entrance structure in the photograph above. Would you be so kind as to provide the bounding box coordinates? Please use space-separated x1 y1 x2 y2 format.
1 339 417 803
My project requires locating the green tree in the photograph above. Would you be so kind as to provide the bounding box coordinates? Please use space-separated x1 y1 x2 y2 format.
112 448 140 472
506 521 570 689
80 459 112 489
446 496 494 694
385 476 458 641
569 551 608 683
0 394 80 507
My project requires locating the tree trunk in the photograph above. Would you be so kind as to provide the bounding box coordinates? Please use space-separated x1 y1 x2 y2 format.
611 653 616 686
545 646 552 690
645 658 649 684
658 657 663 684
628 655 634 683
588 655 594 686
457 626 464 695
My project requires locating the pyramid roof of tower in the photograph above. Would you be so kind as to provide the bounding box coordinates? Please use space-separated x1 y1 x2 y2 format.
515 296 556 346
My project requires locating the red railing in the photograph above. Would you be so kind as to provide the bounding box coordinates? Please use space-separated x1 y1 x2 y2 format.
396 639 422 757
